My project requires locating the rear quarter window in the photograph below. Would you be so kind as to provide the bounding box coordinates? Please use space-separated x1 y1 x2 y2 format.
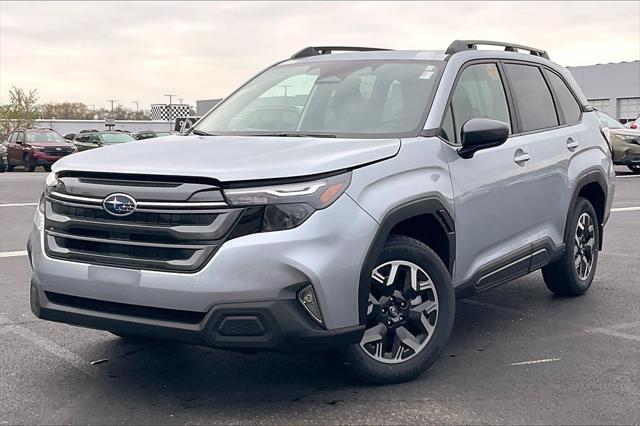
544 69 582 125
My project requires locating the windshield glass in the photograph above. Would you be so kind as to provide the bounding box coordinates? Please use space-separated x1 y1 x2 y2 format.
101 133 134 143
194 60 443 137
26 131 65 143
596 111 625 129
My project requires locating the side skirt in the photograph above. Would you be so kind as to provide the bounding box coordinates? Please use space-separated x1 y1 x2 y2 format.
454 237 565 298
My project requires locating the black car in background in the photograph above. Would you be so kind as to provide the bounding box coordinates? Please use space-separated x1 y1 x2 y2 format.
135 130 172 140
73 131 135 152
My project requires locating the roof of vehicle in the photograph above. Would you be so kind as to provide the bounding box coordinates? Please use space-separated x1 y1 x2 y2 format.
284 41 555 68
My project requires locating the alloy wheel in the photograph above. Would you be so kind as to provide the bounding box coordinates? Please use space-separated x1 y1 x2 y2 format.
574 212 595 280
360 260 439 364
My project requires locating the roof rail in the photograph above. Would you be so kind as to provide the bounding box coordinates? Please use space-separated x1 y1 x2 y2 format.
290 46 392 60
445 40 549 60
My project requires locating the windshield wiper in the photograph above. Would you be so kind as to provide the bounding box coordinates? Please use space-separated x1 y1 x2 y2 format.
191 129 216 136
251 132 337 138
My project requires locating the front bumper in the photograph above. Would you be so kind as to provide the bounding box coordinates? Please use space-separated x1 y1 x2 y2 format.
29 194 377 348
30 152 70 165
29 277 363 351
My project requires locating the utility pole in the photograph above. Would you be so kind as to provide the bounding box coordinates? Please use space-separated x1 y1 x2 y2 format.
106 99 117 113
178 98 184 105
280 84 292 97
164 94 176 132
132 100 139 112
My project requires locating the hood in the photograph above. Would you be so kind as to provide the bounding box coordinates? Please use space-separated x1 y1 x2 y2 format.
53 135 400 182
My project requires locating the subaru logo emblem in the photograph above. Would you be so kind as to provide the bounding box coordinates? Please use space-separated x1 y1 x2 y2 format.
103 193 137 216
55 147 61 151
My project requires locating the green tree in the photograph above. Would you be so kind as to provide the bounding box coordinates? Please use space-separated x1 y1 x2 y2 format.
0 86 39 136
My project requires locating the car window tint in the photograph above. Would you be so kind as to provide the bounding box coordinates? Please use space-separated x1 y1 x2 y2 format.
505 63 558 132
544 69 581 125
451 63 511 141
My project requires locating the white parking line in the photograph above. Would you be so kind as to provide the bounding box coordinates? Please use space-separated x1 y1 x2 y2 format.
0 250 28 258
0 203 38 207
611 206 640 212
510 358 561 366
0 314 95 377
588 321 640 343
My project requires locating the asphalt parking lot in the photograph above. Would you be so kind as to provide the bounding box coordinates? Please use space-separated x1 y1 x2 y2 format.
0 168 638 425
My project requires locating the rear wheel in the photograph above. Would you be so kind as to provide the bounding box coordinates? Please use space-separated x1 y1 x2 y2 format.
23 154 35 172
542 197 599 296
7 163 15 172
628 164 640 174
337 235 455 384
44 165 52 172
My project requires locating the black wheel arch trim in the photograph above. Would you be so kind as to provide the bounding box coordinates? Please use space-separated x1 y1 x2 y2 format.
568 168 608 251
357 197 455 325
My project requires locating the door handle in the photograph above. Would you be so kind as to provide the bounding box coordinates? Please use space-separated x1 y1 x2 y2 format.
566 138 580 150
514 151 531 164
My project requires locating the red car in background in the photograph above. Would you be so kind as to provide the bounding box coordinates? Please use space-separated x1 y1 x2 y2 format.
4 128 77 172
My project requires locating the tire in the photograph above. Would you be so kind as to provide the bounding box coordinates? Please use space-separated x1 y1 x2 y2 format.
23 154 35 172
0 162 5 173
44 165 52 172
7 164 15 172
627 164 640 174
542 197 599 296
336 234 455 384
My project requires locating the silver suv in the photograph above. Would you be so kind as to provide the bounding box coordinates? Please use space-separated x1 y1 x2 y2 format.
28 41 615 384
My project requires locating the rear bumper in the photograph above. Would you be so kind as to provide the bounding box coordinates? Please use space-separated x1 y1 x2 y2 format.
30 276 364 352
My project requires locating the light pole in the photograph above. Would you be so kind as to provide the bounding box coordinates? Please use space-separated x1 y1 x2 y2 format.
105 99 117 130
132 100 139 113
106 99 117 113
164 94 176 132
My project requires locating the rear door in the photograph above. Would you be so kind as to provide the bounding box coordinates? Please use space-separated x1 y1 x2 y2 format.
501 62 585 252
440 62 539 289
13 132 26 164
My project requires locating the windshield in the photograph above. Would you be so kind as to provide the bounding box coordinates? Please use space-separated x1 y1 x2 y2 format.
101 133 134 143
26 131 65 143
194 60 443 137
596 111 625 129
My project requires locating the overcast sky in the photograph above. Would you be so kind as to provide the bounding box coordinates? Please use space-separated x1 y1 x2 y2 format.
1 1 638 109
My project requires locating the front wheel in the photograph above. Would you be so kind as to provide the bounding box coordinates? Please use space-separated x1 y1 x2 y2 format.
44 164 52 172
628 164 640 174
542 197 599 296
337 235 455 384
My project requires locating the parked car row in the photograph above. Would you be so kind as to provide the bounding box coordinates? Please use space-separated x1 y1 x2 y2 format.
1 127 176 172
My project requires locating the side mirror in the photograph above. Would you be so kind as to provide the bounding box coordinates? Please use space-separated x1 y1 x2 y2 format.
458 118 509 159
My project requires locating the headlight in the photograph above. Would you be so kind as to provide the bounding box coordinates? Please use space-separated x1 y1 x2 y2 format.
224 172 351 232
31 146 42 152
44 172 59 194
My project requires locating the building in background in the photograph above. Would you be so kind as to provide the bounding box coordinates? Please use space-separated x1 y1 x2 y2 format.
150 103 191 121
568 60 640 123
196 99 222 116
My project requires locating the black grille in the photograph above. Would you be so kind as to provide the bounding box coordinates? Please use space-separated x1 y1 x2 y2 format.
43 146 74 154
51 202 217 226
44 174 243 272
45 291 206 324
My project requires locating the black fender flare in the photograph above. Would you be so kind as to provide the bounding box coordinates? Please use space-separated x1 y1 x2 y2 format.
566 169 608 250
357 197 455 325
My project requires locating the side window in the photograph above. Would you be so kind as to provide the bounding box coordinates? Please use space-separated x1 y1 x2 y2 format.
504 63 558 132
7 132 15 143
16 132 25 143
89 134 101 143
450 63 511 143
544 69 582 125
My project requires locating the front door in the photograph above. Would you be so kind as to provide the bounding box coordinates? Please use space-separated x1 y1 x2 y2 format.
439 62 538 289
